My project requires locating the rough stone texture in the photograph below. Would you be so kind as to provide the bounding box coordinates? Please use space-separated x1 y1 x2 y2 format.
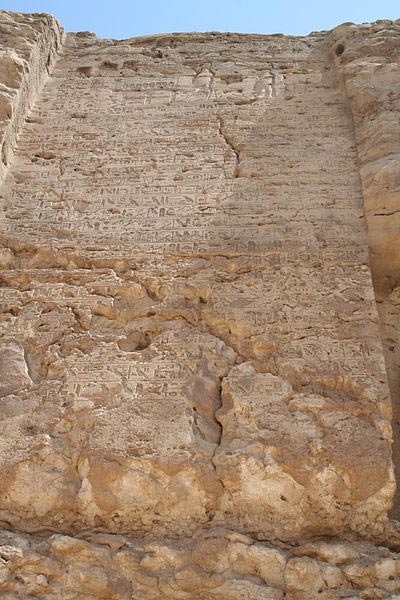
329 21 400 517
3 529 400 599
0 11 63 182
0 10 400 598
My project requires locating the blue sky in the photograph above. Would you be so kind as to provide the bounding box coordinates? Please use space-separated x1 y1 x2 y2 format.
1 0 399 39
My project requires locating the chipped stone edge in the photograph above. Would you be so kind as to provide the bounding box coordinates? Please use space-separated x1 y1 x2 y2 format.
0 11 64 183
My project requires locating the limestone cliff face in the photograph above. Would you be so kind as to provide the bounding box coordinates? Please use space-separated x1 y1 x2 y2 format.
329 21 400 519
0 11 400 599
0 11 63 182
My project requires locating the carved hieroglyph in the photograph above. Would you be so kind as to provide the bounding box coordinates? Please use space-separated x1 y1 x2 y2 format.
0 11 400 599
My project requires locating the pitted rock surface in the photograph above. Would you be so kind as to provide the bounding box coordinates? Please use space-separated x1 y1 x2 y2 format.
0 10 400 598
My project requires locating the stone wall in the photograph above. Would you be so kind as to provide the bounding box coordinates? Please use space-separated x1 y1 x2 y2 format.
0 11 400 599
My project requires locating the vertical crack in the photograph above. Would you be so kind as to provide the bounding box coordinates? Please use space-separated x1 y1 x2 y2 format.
211 373 224 463
217 114 240 178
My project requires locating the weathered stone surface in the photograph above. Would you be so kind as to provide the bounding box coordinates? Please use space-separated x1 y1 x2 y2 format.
0 11 63 181
214 365 392 540
1 530 400 598
0 10 400 598
0 340 32 397
329 20 400 517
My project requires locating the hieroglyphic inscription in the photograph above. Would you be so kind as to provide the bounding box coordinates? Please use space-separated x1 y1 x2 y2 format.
0 23 394 543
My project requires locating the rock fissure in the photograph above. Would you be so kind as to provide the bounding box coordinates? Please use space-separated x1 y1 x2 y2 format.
217 114 240 178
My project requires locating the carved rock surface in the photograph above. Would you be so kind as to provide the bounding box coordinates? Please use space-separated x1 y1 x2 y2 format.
0 10 400 598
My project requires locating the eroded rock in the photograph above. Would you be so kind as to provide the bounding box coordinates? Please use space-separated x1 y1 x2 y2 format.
0 10 400 598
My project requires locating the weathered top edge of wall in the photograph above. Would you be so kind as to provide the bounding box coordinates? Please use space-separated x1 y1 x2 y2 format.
0 10 64 182
63 17 400 45
48 16 397 47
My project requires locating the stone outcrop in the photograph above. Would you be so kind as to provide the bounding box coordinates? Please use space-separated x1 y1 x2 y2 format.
0 11 63 182
329 21 400 516
0 10 400 598
2 529 400 599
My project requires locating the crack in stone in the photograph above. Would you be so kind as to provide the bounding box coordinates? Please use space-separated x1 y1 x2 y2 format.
217 114 240 178
373 209 400 217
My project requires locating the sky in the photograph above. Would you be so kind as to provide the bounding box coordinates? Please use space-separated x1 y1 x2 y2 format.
1 0 399 39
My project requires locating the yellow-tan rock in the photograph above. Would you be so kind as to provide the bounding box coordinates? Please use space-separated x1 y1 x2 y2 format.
0 9 400 598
